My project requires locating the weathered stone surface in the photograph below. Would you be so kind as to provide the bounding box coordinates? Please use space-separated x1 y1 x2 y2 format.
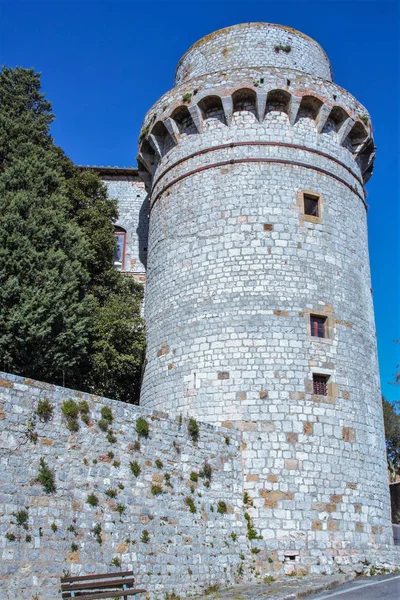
1 21 398 600
136 21 392 577
0 372 245 600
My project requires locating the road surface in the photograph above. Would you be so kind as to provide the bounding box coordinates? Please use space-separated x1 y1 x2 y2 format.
309 573 400 600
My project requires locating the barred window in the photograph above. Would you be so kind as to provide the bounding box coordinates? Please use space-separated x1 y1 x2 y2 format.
310 315 327 338
313 374 329 396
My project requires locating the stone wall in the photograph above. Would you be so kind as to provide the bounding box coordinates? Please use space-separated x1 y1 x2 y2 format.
0 372 248 599
137 22 391 559
95 167 149 283
175 23 332 85
1 372 400 599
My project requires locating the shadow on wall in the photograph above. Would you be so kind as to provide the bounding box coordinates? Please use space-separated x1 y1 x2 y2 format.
390 482 400 524
138 194 149 270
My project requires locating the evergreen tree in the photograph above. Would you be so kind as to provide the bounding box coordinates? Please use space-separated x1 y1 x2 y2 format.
0 67 145 402
382 396 400 480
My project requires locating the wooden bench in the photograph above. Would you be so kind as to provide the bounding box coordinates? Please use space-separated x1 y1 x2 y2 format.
60 570 146 599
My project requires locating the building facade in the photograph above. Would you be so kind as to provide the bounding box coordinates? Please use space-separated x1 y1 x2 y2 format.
88 166 148 284
136 23 393 554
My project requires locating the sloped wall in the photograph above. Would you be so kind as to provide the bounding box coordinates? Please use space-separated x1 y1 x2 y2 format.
0 373 248 599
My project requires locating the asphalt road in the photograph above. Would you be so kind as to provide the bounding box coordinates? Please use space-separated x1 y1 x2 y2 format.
308 574 400 600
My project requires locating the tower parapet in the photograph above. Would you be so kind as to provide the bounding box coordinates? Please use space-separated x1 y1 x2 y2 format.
139 23 392 558
174 23 333 84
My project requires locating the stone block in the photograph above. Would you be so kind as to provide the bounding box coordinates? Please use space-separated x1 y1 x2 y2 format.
303 422 313 435
331 495 342 504
274 310 289 317
217 372 229 380
284 459 299 470
342 427 356 442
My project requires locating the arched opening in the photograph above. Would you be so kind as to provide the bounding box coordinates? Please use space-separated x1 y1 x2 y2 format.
171 105 197 137
347 121 369 152
150 121 171 156
265 89 290 122
232 88 257 124
322 106 349 135
197 95 226 130
297 95 323 121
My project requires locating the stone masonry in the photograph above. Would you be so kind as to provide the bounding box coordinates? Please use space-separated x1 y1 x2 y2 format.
0 372 245 599
83 166 149 283
1 22 399 599
138 23 395 560
1 372 399 599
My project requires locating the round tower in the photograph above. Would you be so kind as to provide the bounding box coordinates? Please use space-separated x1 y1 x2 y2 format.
139 23 393 557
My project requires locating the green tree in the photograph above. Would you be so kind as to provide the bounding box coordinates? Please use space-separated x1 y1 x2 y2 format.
86 287 145 403
382 396 400 481
0 66 145 401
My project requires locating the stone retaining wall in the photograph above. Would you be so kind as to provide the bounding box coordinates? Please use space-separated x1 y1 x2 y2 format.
1 372 400 599
0 372 247 599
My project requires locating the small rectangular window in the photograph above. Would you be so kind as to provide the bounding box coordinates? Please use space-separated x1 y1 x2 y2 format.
113 228 126 270
304 193 319 217
310 315 327 338
313 374 329 396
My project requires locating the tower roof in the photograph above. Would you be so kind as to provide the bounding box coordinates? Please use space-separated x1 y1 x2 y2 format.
175 22 332 86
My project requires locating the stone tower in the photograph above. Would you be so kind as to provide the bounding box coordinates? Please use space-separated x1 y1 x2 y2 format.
139 23 393 555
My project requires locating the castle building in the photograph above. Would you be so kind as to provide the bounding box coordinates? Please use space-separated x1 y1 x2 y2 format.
134 23 393 553
1 25 398 599
84 166 148 283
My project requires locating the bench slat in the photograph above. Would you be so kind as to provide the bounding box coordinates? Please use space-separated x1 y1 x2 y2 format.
61 578 134 591
65 588 146 600
61 570 133 583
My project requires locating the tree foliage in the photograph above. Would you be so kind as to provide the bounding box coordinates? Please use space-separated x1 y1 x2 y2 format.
0 66 145 403
382 396 400 480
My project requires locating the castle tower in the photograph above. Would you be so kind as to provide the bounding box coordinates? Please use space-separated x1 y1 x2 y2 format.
139 24 393 555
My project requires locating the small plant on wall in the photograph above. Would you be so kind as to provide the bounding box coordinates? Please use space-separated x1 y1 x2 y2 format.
130 460 141 477
92 523 102 544
188 418 199 443
98 405 113 431
274 44 291 53
141 529 150 543
185 496 197 514
37 457 56 494
151 485 162 496
244 512 263 540
136 417 149 438
86 493 99 508
36 398 54 422
78 401 90 425
62 399 80 432
217 501 228 514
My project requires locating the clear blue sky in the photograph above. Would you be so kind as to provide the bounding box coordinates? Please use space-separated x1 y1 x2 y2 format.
1 0 399 400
